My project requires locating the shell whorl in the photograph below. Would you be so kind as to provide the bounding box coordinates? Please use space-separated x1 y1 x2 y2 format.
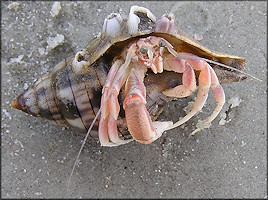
11 57 111 137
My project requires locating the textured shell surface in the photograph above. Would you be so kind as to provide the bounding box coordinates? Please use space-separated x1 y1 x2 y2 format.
2 1 266 199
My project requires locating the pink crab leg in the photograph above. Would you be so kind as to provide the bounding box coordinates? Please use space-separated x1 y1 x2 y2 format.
98 59 131 146
123 68 172 144
179 53 225 135
162 57 196 98
189 64 225 136
165 59 211 131
165 52 225 135
99 60 123 146
98 45 137 146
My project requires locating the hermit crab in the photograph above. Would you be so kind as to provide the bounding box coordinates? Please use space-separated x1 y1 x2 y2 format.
12 5 249 147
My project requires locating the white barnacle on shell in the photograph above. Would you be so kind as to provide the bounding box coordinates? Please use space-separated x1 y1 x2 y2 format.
156 13 177 34
72 51 91 74
127 5 156 35
128 11 140 35
102 13 122 37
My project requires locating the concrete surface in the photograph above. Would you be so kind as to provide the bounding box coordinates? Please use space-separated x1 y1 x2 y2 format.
1 1 267 198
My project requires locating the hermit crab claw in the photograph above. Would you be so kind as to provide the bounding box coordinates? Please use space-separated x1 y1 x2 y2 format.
123 68 173 144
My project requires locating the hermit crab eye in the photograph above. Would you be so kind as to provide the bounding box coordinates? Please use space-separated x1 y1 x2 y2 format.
140 47 148 54
159 40 166 47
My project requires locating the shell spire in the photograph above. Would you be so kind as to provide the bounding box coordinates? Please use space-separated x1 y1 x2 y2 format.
11 85 41 118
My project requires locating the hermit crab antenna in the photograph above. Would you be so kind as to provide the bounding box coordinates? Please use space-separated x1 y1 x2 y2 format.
67 78 119 193
164 39 262 82
200 57 262 82
67 100 102 193
67 44 136 193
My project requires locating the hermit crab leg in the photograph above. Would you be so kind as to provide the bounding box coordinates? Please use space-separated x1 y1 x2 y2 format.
162 56 196 98
98 59 127 146
98 45 137 146
189 64 225 136
165 53 226 134
99 61 130 146
164 58 211 129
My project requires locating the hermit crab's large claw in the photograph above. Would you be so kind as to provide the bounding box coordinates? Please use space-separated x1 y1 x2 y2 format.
123 68 173 144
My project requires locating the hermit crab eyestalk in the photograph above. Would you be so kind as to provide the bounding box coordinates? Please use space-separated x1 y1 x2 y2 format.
140 47 148 54
159 39 166 47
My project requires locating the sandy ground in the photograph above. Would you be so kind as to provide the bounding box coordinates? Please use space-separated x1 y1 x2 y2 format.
1 1 267 198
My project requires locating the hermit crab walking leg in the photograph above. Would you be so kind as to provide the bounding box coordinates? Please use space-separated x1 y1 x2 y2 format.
163 50 226 135
189 62 225 136
98 45 139 146
162 56 197 98
98 62 130 146
98 59 127 146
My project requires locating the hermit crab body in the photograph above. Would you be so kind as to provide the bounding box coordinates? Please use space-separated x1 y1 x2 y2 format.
12 6 246 146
